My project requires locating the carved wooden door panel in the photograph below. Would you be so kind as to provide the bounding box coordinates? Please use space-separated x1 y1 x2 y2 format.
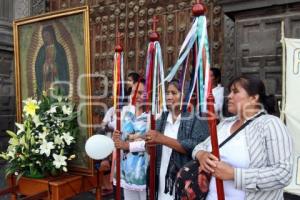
231 4 300 99
235 15 283 96
47 0 223 119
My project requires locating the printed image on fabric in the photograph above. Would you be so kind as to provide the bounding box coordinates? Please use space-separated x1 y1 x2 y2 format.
120 109 149 190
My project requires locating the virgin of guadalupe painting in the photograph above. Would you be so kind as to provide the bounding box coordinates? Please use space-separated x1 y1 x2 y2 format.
23 16 80 98
35 25 70 96
14 6 94 176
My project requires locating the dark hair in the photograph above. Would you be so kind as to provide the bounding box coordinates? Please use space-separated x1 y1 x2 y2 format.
129 78 145 94
42 25 57 41
128 72 140 84
139 78 146 85
228 76 276 114
167 79 181 91
210 67 221 83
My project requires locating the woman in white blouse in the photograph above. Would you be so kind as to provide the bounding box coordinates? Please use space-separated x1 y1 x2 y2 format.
145 79 209 200
192 76 293 200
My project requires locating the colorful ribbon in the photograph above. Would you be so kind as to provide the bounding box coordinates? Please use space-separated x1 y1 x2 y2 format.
113 52 125 109
145 41 167 115
165 16 211 113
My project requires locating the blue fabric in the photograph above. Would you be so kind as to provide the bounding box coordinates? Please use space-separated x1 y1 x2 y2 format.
121 110 149 188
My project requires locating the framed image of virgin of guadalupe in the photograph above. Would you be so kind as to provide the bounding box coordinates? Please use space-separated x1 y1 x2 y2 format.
13 6 94 175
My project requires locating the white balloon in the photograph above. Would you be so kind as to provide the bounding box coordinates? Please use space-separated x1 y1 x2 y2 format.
85 135 115 160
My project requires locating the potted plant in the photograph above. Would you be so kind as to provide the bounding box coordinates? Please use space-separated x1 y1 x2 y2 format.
0 90 78 180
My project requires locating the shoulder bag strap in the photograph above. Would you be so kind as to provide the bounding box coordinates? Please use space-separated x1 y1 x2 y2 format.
219 112 265 149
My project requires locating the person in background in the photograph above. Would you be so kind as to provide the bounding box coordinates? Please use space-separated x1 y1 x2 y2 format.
98 73 141 198
98 71 141 135
192 76 293 200
145 79 210 199
210 67 224 120
97 92 116 136
92 93 115 196
113 79 149 200
126 72 140 100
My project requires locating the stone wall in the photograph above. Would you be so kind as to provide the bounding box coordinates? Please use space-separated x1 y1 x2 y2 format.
0 1 14 196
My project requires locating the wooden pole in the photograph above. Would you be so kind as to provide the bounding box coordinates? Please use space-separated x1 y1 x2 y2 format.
115 32 123 200
148 15 159 200
192 1 225 200
95 161 103 200
207 94 225 200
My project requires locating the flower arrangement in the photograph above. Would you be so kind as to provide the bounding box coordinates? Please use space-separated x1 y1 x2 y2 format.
0 91 78 179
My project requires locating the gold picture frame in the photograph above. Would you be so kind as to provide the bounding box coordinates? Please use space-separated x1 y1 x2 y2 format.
13 6 94 176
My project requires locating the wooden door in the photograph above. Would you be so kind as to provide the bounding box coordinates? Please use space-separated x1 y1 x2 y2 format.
225 3 300 97
47 0 224 120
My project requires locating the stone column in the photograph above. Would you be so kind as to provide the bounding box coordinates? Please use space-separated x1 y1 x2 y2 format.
0 1 14 159
14 0 30 19
14 0 46 19
0 1 15 197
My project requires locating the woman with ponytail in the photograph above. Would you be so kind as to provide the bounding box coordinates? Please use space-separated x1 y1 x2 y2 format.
192 76 294 200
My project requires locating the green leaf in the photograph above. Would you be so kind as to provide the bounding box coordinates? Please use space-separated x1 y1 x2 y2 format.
19 135 27 150
0 153 8 160
6 130 17 138
30 136 35 145
9 138 19 146
5 170 14 180
16 171 25 184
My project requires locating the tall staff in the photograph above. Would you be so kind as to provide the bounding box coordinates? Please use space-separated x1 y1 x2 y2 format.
145 16 167 200
113 32 124 200
165 1 225 199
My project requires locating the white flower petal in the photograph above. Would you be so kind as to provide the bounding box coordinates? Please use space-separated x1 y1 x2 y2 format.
15 123 25 135
39 141 54 157
53 154 67 169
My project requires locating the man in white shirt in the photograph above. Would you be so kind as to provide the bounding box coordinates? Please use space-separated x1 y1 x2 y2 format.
210 67 224 120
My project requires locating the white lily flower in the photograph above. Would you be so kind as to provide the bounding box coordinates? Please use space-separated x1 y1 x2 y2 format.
62 132 74 145
53 153 67 168
32 115 43 127
15 123 25 135
57 96 63 102
47 106 57 114
39 140 54 157
62 105 72 115
54 135 63 145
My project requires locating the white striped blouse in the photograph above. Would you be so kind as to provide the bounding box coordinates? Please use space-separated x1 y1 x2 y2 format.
192 112 294 200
